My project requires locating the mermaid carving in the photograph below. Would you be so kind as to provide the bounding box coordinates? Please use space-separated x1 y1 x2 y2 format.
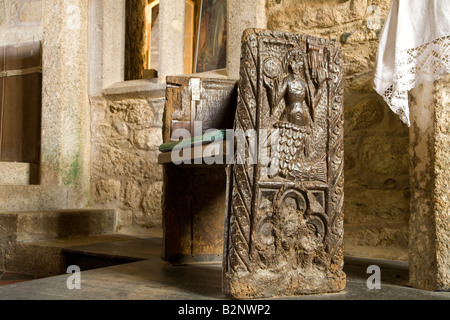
263 44 329 181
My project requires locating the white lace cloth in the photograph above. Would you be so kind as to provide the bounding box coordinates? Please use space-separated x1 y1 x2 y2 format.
373 0 450 126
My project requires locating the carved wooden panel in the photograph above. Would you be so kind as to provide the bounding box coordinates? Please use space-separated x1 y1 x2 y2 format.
223 29 346 299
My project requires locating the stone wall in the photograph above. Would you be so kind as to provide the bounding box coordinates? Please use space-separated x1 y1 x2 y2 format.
0 0 42 45
266 0 410 261
90 93 165 229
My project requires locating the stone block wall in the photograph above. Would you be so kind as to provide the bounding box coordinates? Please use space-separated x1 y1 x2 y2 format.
344 92 410 261
90 94 165 229
0 0 42 45
266 0 410 260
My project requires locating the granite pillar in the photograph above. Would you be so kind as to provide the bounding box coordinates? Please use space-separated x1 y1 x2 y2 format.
41 0 91 207
409 73 450 291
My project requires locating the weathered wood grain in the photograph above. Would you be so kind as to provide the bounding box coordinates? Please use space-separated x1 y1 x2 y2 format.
223 29 346 299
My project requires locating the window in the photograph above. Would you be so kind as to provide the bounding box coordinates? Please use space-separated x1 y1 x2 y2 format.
125 0 227 81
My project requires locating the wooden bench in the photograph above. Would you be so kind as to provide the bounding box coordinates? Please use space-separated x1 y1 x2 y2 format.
158 75 237 264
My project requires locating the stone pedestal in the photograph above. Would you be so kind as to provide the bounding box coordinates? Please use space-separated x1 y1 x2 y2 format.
223 29 346 299
408 73 450 291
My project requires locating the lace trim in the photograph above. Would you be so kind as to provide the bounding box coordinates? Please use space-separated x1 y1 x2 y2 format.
381 35 450 126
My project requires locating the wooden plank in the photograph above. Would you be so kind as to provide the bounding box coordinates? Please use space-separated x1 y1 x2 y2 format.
0 47 4 156
1 42 41 163
5 42 41 71
161 165 193 262
0 66 42 78
191 166 226 256
2 74 41 163
196 80 237 133
21 73 41 163
161 164 227 263
0 45 4 71
2 75 24 162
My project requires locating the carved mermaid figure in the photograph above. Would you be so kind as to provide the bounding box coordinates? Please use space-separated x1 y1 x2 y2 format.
264 45 328 181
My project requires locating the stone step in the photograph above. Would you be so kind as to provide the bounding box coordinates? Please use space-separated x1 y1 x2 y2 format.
1 228 161 278
0 185 69 212
0 208 117 275
60 228 162 274
62 237 162 272
0 162 39 185
0 209 117 244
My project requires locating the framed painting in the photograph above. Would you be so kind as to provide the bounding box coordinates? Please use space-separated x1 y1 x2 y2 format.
195 0 227 73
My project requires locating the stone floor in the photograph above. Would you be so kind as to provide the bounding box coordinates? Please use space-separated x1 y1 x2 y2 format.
0 228 449 302
0 270 41 287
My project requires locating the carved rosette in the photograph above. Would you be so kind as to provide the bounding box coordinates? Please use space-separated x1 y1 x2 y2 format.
223 29 345 299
